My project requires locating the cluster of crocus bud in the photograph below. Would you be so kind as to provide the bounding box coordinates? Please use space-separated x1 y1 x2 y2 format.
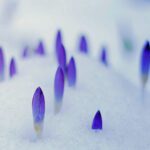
22 40 46 58
29 30 123 137
0 47 17 80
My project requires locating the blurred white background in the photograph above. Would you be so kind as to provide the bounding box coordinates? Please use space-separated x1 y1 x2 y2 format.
0 0 150 85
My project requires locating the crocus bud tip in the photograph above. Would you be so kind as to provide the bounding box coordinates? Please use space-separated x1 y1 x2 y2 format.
9 57 17 78
35 41 45 55
67 57 76 86
54 66 65 101
92 110 102 130
79 35 88 53
32 87 45 136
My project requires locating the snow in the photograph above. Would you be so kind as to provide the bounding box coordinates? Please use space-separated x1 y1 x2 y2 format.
0 0 150 149
0 52 149 149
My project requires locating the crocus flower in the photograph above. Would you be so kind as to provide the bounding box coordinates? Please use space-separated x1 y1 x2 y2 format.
35 40 45 55
22 46 29 58
9 57 17 78
67 57 76 86
92 110 102 130
79 35 88 53
57 44 67 73
32 87 45 136
54 66 65 101
54 66 65 113
140 41 150 87
100 47 108 66
0 47 5 80
55 30 62 56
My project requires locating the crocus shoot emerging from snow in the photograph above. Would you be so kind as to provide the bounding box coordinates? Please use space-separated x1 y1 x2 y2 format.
54 66 65 113
22 46 29 58
57 44 67 73
0 47 5 81
140 41 150 87
35 40 45 55
79 35 88 53
100 47 108 66
92 110 102 130
32 87 45 137
9 57 17 78
55 30 62 56
67 57 76 86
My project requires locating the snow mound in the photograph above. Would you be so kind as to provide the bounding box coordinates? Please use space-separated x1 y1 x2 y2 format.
0 52 149 150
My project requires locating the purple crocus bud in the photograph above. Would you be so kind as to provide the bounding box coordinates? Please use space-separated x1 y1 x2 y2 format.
0 47 5 80
9 57 17 78
22 46 28 58
32 87 45 136
54 66 65 101
35 41 45 55
100 47 108 66
92 110 102 130
140 41 150 87
55 30 62 55
67 57 76 86
57 44 67 73
79 35 88 53
54 66 65 113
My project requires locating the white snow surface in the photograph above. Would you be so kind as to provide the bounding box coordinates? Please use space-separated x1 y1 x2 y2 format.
0 52 150 150
0 0 150 149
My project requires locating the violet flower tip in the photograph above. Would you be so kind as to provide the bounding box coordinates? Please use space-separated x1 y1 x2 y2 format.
57 44 67 73
54 66 65 102
140 41 150 86
0 47 5 80
79 35 88 53
32 87 45 135
92 110 102 130
22 46 29 58
9 57 17 78
101 47 108 66
67 56 77 86
35 40 46 55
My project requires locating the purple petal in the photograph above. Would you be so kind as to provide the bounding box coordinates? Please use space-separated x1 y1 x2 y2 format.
22 46 29 58
0 47 5 80
79 35 88 53
67 57 76 86
92 110 102 130
54 66 65 101
32 87 45 124
35 41 45 55
57 44 67 73
55 30 62 55
141 41 150 85
9 58 17 78
100 47 108 66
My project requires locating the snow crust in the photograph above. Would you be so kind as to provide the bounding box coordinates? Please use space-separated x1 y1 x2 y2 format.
0 52 149 149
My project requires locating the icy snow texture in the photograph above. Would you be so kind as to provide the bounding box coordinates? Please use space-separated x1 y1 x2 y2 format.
0 52 149 149
0 0 149 149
